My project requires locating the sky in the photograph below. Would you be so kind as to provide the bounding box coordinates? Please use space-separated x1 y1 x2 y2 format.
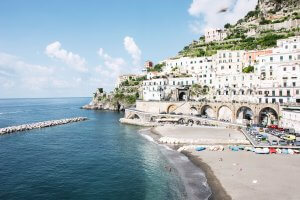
0 0 257 98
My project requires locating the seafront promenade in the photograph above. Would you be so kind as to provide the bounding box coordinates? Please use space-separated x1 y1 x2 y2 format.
121 108 246 128
0 117 87 135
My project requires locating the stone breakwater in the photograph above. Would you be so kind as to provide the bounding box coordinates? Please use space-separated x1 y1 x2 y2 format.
0 117 88 135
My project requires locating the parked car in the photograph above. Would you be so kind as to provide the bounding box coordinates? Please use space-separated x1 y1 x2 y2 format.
279 140 288 146
176 113 183 115
170 112 176 115
271 140 278 145
268 124 278 129
159 111 166 114
294 141 300 146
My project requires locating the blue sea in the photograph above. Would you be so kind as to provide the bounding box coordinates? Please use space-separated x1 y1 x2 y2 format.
0 98 210 200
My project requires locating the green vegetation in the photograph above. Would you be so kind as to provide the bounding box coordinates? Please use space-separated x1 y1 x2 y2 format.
224 23 231 29
179 32 290 57
190 84 210 96
120 76 146 87
242 66 254 73
147 62 165 72
111 92 138 105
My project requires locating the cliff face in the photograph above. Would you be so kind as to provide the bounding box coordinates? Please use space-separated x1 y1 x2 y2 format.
84 75 145 111
178 0 299 57
82 90 136 111
259 0 299 19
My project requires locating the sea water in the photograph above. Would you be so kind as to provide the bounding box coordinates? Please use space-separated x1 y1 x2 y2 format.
0 98 210 200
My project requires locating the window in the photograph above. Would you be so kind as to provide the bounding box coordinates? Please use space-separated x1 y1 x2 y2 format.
285 45 288 49
229 65 231 69
284 82 287 87
272 91 275 96
296 90 299 95
289 55 292 60
280 56 283 61
293 67 296 71
279 99 283 104
221 66 224 70
283 67 286 71
293 82 296 87
270 57 273 62
279 90 282 96
270 72 273 76
272 98 276 103
294 45 297 49
287 90 291 96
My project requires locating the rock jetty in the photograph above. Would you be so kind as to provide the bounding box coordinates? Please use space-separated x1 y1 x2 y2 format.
0 117 87 135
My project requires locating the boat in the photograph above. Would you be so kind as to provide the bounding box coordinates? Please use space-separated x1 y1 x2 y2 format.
269 148 277 154
195 147 206 151
229 146 239 151
255 148 269 154
281 149 289 154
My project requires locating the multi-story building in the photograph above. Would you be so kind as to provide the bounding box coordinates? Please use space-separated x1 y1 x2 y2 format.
244 49 273 66
256 36 300 104
281 107 300 133
204 28 227 43
142 78 168 101
142 36 300 105
144 60 153 69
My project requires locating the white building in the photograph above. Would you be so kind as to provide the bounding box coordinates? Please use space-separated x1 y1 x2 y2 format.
204 28 227 43
256 36 300 104
281 108 300 133
142 36 300 105
142 78 168 101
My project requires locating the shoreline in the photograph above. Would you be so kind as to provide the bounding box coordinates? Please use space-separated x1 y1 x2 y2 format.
146 125 300 200
181 150 231 200
144 126 232 200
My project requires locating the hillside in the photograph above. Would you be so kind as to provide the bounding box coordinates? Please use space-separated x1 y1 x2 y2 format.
178 0 300 57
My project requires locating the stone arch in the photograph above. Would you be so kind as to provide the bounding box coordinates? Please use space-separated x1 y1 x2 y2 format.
259 107 278 126
236 106 254 124
190 106 198 115
150 116 157 122
200 105 215 118
167 104 177 113
129 114 141 120
178 118 186 124
217 105 233 122
187 119 194 124
179 91 187 101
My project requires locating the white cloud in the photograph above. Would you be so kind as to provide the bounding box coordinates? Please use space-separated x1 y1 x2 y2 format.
123 36 142 66
45 41 88 72
97 48 126 77
188 0 258 32
188 20 204 34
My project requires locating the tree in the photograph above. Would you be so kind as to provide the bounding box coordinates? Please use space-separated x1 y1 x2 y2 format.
224 23 231 29
242 66 254 73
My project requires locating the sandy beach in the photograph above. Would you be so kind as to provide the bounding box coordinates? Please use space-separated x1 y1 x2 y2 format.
188 149 300 200
151 125 300 200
